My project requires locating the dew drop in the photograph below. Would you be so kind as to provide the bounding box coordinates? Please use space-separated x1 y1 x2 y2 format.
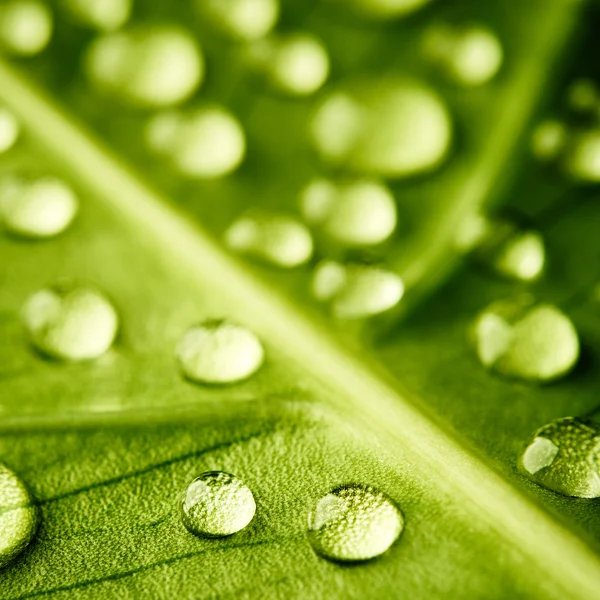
563 129 600 182
0 463 38 568
197 0 278 41
312 261 404 319
308 484 404 562
520 417 600 498
22 283 119 361
225 211 313 268
566 78 598 114
146 106 245 179
176 320 264 384
472 296 579 383
531 120 567 162
311 77 452 178
85 26 203 107
64 0 131 31
0 107 19 154
0 175 78 239
0 0 52 56
300 178 397 246
345 0 432 20
181 471 256 537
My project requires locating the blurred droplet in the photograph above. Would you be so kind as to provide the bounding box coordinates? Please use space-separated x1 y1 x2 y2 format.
23 284 119 361
0 107 19 154
564 129 600 182
225 212 313 267
308 484 404 562
64 0 131 31
531 120 567 162
176 320 264 384
0 0 52 56
566 78 598 114
344 0 432 20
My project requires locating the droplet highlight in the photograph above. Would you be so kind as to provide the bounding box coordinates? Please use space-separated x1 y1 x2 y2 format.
0 107 19 154
64 0 131 31
344 0 432 20
308 484 404 562
0 0 52 56
564 129 600 182
531 120 567 162
181 471 256 537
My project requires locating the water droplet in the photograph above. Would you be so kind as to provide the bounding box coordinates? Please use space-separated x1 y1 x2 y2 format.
197 0 278 41
22 283 119 361
225 212 313 268
64 0 131 31
472 296 579 382
308 484 404 562
424 24 502 86
531 120 567 162
566 78 598 114
146 106 245 179
85 26 203 107
312 261 404 319
311 77 452 178
266 33 329 96
0 463 38 568
300 178 397 246
520 417 600 498
0 107 19 154
0 175 78 239
181 471 256 537
564 129 600 182
176 320 264 384
345 0 432 20
453 212 489 252
0 0 52 56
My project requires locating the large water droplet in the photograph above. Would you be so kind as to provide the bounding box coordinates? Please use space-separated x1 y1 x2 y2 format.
520 417 600 498
22 284 119 361
0 463 38 568
300 178 397 246
0 107 19 154
0 175 78 239
197 0 278 41
308 484 404 562
564 129 600 182
531 120 567 162
64 0 131 31
472 296 579 382
146 106 245 179
311 77 452 178
225 211 313 268
312 261 404 319
181 471 256 537
0 0 52 56
344 0 432 20
176 320 264 384
85 26 203 107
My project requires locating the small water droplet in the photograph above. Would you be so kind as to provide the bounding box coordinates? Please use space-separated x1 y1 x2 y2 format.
453 212 490 252
225 211 313 268
64 0 131 31
181 471 256 537
0 0 52 56
563 129 600 182
0 463 38 568
566 78 598 114
197 0 278 41
176 320 264 384
312 261 404 319
22 283 119 361
0 107 19 154
311 77 452 178
308 484 404 562
300 178 397 246
423 23 502 86
85 26 203 107
146 106 245 179
345 0 432 19
472 296 579 382
520 417 600 498
531 120 567 162
0 174 78 239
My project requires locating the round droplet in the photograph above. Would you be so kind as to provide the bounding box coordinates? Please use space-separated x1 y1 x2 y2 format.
197 0 278 41
424 24 502 86
300 178 397 246
267 34 329 96
531 120 567 162
176 320 264 384
308 484 404 562
0 107 19 154
146 107 245 179
225 212 313 268
181 471 256 537
343 0 432 20
0 175 78 239
520 417 600 498
472 296 579 383
453 212 490 252
22 284 119 361
312 261 404 319
64 0 131 31
0 463 38 568
566 79 598 114
85 26 203 107
311 77 452 178
0 0 52 56
564 129 600 182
